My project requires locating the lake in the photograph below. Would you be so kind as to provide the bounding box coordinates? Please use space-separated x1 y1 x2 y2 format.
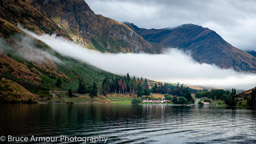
0 104 256 144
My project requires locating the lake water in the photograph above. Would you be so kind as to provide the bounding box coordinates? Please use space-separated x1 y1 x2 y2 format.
0 104 256 144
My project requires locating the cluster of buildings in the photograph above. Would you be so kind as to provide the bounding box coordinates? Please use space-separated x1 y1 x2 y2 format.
143 99 170 103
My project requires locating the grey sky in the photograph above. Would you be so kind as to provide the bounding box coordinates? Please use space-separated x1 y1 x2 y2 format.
86 0 256 51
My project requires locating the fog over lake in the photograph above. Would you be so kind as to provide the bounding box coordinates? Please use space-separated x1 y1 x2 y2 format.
21 27 256 90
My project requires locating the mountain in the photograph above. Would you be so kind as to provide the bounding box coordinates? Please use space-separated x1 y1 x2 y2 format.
0 0 255 102
0 0 68 38
247 50 256 57
0 0 154 53
125 23 256 72
0 0 120 102
30 0 154 53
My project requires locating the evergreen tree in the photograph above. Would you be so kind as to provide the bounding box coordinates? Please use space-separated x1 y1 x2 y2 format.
143 79 150 96
174 83 180 95
77 79 86 94
184 88 194 103
68 89 73 97
163 83 168 94
144 89 150 97
180 84 184 96
172 96 178 104
140 78 145 94
144 79 148 89
248 87 256 107
102 77 110 96
126 73 131 93
137 82 143 97
159 82 163 94
89 82 98 102
122 79 127 94
114 78 119 93
131 76 136 95
225 88 237 106
118 79 122 94
152 83 158 93
55 78 62 87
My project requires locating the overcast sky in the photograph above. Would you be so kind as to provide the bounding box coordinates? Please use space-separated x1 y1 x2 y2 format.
86 0 256 51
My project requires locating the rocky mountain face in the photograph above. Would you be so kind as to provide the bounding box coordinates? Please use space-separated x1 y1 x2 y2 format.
125 23 256 72
0 0 68 37
30 0 154 53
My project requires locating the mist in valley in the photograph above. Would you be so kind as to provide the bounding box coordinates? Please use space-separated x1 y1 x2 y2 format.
20 27 256 90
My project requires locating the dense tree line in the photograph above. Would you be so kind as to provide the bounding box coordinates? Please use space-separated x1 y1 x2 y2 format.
152 83 194 103
101 73 150 97
196 89 230 100
65 75 254 107
73 74 151 101
68 73 195 103
196 88 238 106
74 79 99 101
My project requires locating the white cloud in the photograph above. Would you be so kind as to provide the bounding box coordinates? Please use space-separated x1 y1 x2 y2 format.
0 34 62 65
86 0 256 50
21 28 256 90
12 35 63 64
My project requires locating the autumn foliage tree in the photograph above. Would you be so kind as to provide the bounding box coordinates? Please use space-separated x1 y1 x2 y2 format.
101 74 150 97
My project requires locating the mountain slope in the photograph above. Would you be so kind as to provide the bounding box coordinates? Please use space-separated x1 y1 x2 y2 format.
125 23 256 72
0 0 120 100
0 0 68 37
0 78 39 103
0 29 117 99
30 0 154 53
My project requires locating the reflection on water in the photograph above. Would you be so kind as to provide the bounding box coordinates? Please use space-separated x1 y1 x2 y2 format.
1 104 256 144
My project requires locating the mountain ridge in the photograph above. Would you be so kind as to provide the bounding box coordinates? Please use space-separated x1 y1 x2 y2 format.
247 50 256 58
125 22 256 72
31 0 155 53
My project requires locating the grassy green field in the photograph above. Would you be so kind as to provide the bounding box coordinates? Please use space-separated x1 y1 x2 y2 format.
48 91 133 104
107 96 133 104
50 95 111 104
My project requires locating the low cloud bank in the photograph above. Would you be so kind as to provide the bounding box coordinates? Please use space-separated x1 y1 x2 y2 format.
0 35 62 65
12 35 63 64
21 28 256 90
